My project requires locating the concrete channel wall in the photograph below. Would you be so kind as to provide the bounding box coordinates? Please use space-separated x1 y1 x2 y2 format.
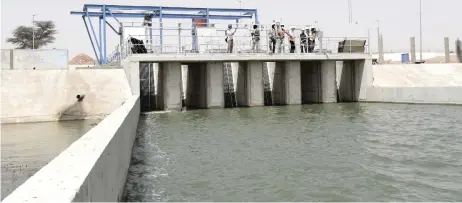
2 95 140 202
364 64 462 104
1 69 132 123
1 49 69 70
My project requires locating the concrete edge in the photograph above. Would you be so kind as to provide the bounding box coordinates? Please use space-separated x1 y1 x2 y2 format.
2 95 140 203
129 53 372 62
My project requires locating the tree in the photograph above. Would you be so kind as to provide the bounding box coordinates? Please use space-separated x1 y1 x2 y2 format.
6 21 57 49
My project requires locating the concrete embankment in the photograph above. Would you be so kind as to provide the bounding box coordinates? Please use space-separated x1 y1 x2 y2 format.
365 64 462 104
1 69 132 123
2 95 140 202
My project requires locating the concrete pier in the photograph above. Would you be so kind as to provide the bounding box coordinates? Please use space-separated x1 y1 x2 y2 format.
130 54 372 110
272 61 301 105
206 62 225 108
236 61 264 107
158 62 182 110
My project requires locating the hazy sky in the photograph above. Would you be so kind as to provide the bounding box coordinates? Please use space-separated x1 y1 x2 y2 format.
1 0 461 58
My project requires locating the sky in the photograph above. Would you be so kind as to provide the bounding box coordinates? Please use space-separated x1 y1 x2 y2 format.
1 0 461 59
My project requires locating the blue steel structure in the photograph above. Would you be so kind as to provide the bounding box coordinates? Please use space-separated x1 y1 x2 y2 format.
71 4 259 64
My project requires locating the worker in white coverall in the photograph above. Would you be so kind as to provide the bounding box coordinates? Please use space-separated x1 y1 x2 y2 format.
225 24 238 53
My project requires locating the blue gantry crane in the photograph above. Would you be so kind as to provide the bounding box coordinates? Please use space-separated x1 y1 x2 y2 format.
70 4 259 64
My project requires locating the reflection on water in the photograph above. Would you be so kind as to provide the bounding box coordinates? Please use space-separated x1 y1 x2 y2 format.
1 119 100 199
124 103 462 202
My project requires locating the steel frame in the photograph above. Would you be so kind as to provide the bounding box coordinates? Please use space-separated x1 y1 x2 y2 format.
71 4 259 64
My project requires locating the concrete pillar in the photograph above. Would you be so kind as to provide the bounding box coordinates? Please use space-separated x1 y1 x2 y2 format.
337 60 355 102
236 61 264 107
206 62 224 108
320 61 337 103
127 61 140 96
285 61 302 104
272 62 285 105
444 37 450 63
158 62 182 110
378 34 384 64
410 37 416 63
356 59 373 101
273 61 302 105
337 59 373 102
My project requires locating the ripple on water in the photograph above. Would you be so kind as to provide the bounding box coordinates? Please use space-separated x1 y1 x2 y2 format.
123 103 462 202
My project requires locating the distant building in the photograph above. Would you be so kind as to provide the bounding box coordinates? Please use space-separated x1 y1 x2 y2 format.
68 54 96 69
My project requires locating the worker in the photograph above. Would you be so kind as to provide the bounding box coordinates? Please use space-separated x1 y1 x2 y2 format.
251 24 260 53
277 24 287 53
288 26 296 53
268 23 277 53
225 24 238 53
308 27 317 53
300 27 308 53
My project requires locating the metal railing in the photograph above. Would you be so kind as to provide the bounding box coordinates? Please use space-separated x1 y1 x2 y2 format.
112 23 370 61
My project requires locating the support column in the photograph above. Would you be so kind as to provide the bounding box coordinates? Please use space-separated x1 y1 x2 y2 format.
410 37 416 63
284 61 302 105
127 61 140 96
273 61 301 105
272 62 285 105
159 62 182 110
236 62 264 107
355 59 373 101
378 34 384 64
444 37 450 63
320 61 337 103
206 62 224 108
337 60 355 102
337 59 372 102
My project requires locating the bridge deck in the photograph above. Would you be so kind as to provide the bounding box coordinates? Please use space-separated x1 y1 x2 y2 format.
128 53 371 63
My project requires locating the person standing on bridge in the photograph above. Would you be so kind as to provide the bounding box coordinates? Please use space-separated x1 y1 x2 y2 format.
277 24 287 53
308 27 317 53
300 28 308 53
251 24 260 53
269 23 277 53
288 26 296 53
225 24 238 53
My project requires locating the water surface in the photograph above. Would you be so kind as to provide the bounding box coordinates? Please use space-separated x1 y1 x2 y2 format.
1 119 99 199
124 103 462 201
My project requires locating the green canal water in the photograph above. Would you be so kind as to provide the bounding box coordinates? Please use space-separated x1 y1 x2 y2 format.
1 119 99 199
124 103 462 202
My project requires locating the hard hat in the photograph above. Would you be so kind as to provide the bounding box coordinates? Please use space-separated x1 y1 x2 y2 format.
290 26 295 29
304 27 310 30
228 24 232 28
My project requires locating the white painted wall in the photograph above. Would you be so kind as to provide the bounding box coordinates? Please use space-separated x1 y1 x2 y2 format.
3 49 69 70
363 64 462 104
372 64 462 87
2 95 140 202
1 69 132 123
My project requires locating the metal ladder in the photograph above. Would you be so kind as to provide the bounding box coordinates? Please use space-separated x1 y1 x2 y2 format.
223 62 236 107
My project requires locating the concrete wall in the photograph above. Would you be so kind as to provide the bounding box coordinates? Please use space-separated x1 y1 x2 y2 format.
2 49 69 70
2 95 140 202
1 49 12 69
1 69 132 123
363 64 462 104
372 64 462 87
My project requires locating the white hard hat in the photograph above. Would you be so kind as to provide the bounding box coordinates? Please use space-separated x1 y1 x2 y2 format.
290 26 295 29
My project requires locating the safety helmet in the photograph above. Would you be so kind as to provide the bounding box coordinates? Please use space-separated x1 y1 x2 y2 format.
228 24 232 28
